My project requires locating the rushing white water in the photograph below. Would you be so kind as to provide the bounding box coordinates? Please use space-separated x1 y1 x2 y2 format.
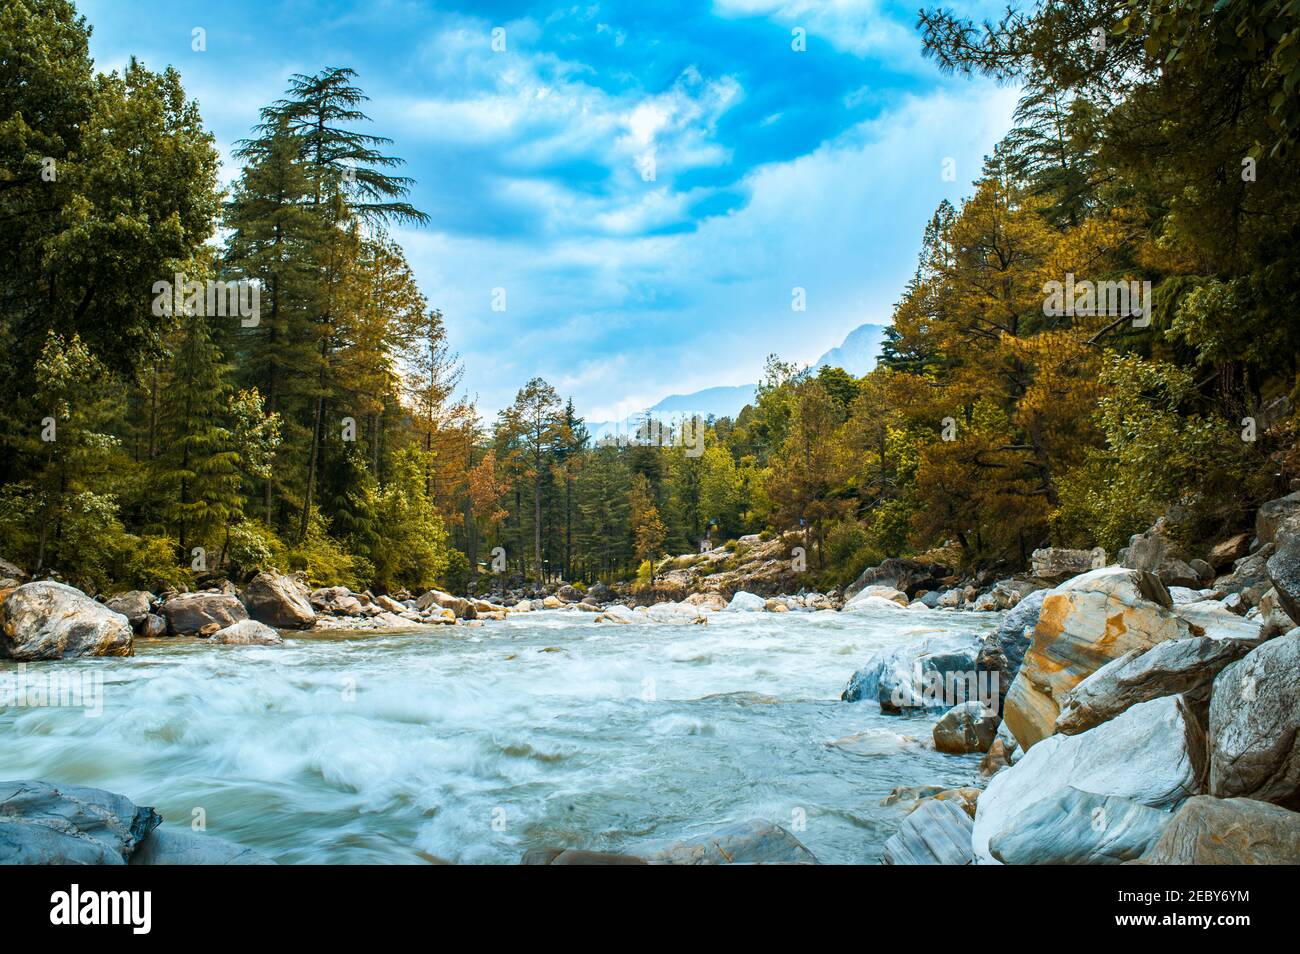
0 607 998 863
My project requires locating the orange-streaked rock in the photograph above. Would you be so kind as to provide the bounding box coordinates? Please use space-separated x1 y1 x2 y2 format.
1003 567 1189 750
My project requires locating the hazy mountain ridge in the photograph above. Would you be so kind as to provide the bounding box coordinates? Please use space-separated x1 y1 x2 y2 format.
586 323 888 438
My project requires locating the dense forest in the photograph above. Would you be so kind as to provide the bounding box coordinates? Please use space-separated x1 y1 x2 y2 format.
1 0 1297 597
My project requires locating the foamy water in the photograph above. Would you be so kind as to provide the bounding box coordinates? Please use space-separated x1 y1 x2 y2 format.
0 608 998 863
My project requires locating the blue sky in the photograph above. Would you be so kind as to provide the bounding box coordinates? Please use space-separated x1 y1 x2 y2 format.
80 0 1019 419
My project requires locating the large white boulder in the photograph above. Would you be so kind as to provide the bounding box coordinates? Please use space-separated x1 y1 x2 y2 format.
1 582 133 659
725 591 765 612
972 694 1204 864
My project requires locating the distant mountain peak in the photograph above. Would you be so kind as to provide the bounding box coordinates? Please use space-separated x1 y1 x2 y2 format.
585 322 888 439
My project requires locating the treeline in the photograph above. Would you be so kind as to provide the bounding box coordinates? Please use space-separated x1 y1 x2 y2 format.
0 2 471 593
2 0 1298 596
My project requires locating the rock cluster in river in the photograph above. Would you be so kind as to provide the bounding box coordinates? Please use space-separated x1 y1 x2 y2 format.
839 492 1300 865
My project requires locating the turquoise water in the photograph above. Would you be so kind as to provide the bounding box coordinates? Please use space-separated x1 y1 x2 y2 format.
0 608 996 863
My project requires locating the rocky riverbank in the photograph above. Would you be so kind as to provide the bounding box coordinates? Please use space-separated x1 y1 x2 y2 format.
851 491 1300 865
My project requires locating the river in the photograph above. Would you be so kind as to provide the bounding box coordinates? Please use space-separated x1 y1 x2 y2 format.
0 607 998 863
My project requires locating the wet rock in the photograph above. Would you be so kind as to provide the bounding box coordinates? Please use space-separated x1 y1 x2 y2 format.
849 585 909 606
595 603 636 624
0 780 160 864
841 632 985 713
1030 547 1105 581
105 590 154 628
162 591 248 635
1 581 133 659
992 588 1048 681
241 571 315 629
879 784 947 810
1265 532 1300 623
882 799 973 865
979 736 1017 778
1055 636 1253 736
646 601 706 624
140 613 167 639
1208 630 1300 809
841 594 910 614
989 788 1171 865
648 819 817 864
726 591 765 612
883 786 981 819
130 827 276 865
972 695 1205 864
1136 796 1300 864
933 700 999 754
207 619 283 646
1002 567 1188 750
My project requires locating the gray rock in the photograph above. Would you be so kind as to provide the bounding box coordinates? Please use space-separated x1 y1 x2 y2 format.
207 619 283 646
845 558 949 599
129 827 275 865
933 700 999 753
1 581 133 659
882 799 974 865
586 582 615 603
241 571 315 629
0 556 25 581
993 588 1048 678
162 591 248 635
1172 599 1265 641
0 780 160 864
140 613 167 639
1031 547 1105 581
1208 630 1300 809
1056 636 1253 735
1266 532 1300 623
1256 491 1300 547
105 590 154 627
973 695 1205 864
1257 587 1297 639
648 819 817 864
1121 523 1200 587
842 632 987 713
989 787 1171 864
1138 796 1300 864
310 586 364 616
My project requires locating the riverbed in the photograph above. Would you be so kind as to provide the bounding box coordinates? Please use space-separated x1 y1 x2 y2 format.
0 607 998 863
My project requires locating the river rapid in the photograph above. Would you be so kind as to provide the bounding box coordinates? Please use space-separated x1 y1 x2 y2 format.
0 607 998 863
